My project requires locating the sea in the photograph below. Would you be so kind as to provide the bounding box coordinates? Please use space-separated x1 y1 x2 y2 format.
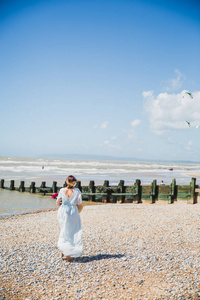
0 156 200 216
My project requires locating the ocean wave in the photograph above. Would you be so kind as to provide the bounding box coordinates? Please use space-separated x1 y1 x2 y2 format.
0 157 199 185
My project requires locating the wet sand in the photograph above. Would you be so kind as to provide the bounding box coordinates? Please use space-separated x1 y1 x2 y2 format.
187 173 200 178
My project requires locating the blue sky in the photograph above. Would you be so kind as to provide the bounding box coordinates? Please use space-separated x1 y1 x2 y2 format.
0 0 200 161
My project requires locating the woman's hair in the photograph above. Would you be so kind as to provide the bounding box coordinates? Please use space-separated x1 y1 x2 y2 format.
66 175 77 189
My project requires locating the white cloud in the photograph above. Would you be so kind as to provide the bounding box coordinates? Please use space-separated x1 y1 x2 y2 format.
94 121 109 130
101 140 121 151
127 130 137 140
83 145 90 150
130 119 141 127
125 119 141 141
163 69 185 91
110 136 117 140
143 90 200 135
100 121 108 129
167 136 175 144
142 90 154 98
186 140 193 152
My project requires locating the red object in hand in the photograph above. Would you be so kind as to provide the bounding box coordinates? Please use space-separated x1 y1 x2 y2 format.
51 193 58 199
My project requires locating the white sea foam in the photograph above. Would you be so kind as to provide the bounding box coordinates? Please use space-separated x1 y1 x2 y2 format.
0 157 199 185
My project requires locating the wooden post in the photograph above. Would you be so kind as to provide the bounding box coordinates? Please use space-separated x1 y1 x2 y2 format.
195 187 200 203
10 180 15 191
0 179 4 189
30 182 36 193
89 180 95 201
102 180 109 203
168 178 176 204
188 178 197 204
40 182 46 188
150 180 157 204
19 181 25 192
52 181 57 193
76 181 82 191
40 181 47 195
116 180 125 203
119 180 124 185
134 179 141 203
103 180 109 187
63 181 67 187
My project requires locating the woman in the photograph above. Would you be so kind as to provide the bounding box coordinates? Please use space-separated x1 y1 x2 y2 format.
56 175 83 262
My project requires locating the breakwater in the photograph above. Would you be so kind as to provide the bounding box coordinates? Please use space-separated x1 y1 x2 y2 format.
1 178 200 204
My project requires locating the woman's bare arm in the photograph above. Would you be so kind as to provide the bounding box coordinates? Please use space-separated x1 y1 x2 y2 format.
56 198 62 206
77 204 83 213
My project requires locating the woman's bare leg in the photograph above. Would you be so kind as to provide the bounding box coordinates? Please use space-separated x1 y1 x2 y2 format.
66 255 72 262
60 252 64 258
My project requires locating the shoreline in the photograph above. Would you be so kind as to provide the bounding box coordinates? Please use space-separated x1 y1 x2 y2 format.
187 173 200 178
0 200 103 219
0 207 58 219
1 203 200 299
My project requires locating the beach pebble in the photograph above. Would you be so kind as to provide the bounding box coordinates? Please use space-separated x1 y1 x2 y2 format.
1 203 200 299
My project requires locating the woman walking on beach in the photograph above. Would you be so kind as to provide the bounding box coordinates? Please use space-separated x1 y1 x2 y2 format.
56 175 83 262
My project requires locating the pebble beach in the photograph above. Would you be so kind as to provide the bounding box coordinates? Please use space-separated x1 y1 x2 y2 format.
1 202 200 300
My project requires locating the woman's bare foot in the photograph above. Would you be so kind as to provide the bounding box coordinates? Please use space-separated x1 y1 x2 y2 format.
66 255 72 262
60 252 64 258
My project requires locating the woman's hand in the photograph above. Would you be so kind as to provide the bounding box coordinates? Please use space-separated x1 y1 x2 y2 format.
56 198 61 206
77 204 83 213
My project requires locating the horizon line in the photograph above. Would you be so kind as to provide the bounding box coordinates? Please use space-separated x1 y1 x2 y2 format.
0 153 199 164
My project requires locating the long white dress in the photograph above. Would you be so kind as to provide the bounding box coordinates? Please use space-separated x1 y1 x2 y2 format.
57 187 83 257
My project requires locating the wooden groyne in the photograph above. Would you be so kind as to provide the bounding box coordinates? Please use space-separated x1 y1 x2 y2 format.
1 178 200 204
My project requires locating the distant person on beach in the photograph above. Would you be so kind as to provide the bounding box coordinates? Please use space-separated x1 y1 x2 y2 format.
56 175 83 262
160 180 165 185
